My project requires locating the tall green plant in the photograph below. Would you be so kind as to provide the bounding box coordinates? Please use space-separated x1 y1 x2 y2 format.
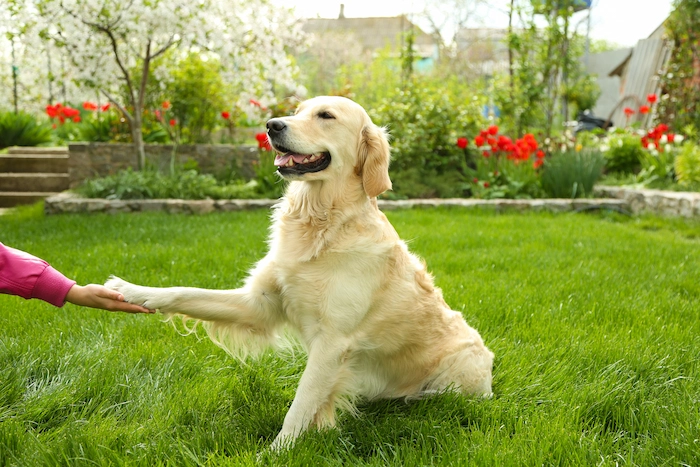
498 0 597 136
541 150 605 198
658 0 700 133
165 54 230 144
0 111 53 149
333 46 403 111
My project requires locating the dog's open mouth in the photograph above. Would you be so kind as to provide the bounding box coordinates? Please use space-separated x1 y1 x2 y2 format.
274 147 331 175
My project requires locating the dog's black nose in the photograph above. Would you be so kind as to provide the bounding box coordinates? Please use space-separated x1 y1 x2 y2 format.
266 119 286 134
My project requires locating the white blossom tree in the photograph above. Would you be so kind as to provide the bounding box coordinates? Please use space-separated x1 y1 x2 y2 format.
27 0 306 168
1 1 78 113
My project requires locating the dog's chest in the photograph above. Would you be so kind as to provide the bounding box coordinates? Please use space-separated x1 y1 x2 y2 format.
273 232 389 339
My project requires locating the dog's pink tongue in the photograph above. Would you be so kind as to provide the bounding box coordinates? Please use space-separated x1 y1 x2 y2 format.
274 154 292 167
274 154 311 167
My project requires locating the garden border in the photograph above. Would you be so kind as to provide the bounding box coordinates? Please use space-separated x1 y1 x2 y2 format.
42 188 700 217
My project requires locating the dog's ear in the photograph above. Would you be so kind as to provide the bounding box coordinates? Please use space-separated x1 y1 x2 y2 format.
357 124 392 198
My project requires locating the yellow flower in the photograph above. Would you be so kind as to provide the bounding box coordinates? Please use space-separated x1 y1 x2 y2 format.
575 143 582 152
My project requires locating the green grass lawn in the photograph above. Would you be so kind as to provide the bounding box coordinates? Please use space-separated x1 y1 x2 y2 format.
1 205 699 466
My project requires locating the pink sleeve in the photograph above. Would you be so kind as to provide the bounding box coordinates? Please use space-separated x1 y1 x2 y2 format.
0 242 76 307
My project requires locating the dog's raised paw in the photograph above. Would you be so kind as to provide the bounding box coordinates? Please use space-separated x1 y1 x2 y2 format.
104 276 153 307
104 276 128 292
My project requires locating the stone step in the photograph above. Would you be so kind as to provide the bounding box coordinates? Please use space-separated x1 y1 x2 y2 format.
0 154 69 173
0 173 70 192
6 146 68 155
0 191 60 208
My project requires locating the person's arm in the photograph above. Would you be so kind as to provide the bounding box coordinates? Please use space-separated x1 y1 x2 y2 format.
0 242 152 313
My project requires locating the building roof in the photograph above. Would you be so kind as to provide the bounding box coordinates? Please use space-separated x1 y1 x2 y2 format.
586 48 633 77
301 15 437 58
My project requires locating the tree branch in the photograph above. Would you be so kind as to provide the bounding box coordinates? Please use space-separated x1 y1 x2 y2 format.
100 88 132 124
60 2 137 108
151 35 178 60
137 40 151 114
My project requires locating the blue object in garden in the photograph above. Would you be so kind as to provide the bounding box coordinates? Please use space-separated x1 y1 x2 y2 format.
482 105 501 118
573 0 592 11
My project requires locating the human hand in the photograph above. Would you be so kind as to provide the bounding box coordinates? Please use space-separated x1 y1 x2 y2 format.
65 284 155 314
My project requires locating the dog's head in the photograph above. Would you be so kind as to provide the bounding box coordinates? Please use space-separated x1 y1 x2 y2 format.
266 96 391 198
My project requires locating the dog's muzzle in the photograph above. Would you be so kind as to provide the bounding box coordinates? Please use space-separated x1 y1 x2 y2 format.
266 118 331 176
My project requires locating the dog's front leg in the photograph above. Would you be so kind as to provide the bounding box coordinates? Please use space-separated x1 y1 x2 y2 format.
270 338 349 450
105 256 282 325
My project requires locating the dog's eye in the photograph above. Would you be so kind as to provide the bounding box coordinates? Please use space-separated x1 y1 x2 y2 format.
317 111 335 120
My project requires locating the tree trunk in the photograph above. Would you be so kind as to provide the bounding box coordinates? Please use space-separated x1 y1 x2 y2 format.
132 114 146 170
507 0 516 134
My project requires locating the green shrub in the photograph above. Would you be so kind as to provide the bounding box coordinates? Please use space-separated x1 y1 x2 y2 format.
603 132 644 173
541 150 605 198
370 82 485 198
386 167 468 200
674 141 700 185
164 54 230 144
0 111 53 149
76 169 259 200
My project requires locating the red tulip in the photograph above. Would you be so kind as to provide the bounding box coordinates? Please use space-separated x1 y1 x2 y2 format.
647 94 658 104
46 104 59 118
623 107 635 116
639 105 650 114
221 111 231 120
487 125 499 135
483 182 490 188
255 132 272 151
83 101 97 111
169 119 176 126
61 107 80 118
101 103 111 112
162 101 171 110
456 137 468 149
474 135 485 147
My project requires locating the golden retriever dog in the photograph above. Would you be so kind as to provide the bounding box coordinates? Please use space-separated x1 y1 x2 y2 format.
106 96 494 450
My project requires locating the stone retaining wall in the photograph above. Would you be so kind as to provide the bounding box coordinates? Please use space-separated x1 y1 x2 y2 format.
68 143 259 188
44 188 700 217
594 186 700 217
45 192 630 215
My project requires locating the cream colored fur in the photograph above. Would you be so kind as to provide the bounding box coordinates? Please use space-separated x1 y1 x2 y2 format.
106 96 494 450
